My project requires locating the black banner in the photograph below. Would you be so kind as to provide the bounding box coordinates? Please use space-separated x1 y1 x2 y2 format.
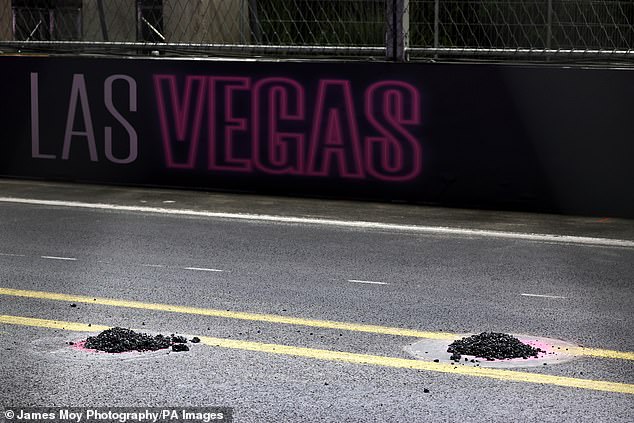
0 56 632 217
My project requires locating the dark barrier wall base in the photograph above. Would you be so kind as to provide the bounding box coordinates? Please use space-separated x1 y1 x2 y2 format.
0 56 632 217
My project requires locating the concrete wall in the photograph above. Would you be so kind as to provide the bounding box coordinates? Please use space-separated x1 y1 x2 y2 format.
0 0 12 41
2 56 633 217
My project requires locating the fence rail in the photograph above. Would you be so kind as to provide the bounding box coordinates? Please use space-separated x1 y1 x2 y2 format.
0 1 632 62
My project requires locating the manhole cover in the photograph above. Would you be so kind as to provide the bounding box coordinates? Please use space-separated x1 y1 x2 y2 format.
405 333 579 368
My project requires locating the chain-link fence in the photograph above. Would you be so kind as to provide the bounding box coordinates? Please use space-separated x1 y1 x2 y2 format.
0 0 388 57
0 1 632 62
408 0 634 59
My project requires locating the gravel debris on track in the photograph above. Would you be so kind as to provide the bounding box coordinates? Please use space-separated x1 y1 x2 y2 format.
83 327 192 353
447 332 543 361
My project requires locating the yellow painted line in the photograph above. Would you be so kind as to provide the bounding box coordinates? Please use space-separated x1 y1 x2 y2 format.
0 315 109 332
0 314 632 395
567 347 634 361
0 287 632 361
0 287 456 340
195 336 634 395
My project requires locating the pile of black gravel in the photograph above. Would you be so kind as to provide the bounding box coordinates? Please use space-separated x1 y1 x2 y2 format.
83 327 192 353
447 332 543 361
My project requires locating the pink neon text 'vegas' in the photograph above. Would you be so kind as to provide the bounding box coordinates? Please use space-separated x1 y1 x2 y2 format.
153 75 423 181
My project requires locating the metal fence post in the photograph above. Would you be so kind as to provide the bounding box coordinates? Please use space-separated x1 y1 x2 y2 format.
546 0 552 49
386 0 408 61
97 0 109 41
434 0 440 49
386 0 395 60
249 0 262 44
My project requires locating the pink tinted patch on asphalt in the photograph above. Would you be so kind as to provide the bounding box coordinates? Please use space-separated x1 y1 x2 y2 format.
524 339 571 356
70 340 104 353
69 340 166 354
70 341 142 354
524 339 554 352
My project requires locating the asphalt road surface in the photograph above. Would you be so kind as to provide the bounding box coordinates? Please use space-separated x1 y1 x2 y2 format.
0 180 633 422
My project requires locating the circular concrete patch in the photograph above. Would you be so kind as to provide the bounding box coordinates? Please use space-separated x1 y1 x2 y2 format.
405 334 579 368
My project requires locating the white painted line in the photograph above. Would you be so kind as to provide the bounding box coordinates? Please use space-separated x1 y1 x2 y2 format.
1 197 633 248
184 267 224 272
41 256 77 261
142 264 165 268
0 253 26 257
348 279 389 285
521 293 567 299
163 200 176 204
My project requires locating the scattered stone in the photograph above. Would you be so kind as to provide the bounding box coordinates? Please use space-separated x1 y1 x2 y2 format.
68 341 74 345
84 327 172 353
447 332 543 361
70 303 77 308
82 327 197 354
433 359 439 363
171 335 188 344
423 388 430 393
80 327 200 353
